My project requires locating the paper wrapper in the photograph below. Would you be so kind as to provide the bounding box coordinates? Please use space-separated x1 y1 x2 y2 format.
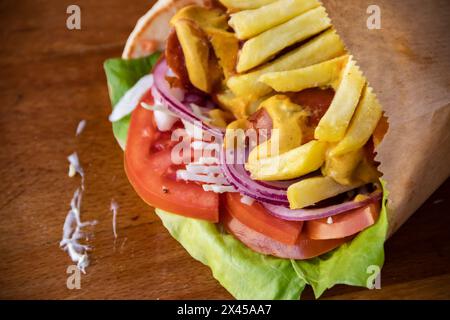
322 0 450 236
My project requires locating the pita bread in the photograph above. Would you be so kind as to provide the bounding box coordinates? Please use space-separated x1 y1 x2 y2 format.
123 0 209 58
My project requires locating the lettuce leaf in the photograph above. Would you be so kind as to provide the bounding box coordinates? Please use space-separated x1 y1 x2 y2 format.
104 55 388 300
104 53 160 148
292 186 388 298
156 209 305 300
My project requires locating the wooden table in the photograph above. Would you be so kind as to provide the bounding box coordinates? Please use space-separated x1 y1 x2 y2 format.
0 0 449 300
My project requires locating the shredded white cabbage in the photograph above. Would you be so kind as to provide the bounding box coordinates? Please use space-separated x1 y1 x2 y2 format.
202 185 237 193
240 195 255 206
177 170 229 185
197 157 219 165
186 164 222 175
108 74 154 122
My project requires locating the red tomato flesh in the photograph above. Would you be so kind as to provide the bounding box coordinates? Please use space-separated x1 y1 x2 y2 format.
124 90 219 222
222 207 350 260
305 203 380 240
224 193 303 245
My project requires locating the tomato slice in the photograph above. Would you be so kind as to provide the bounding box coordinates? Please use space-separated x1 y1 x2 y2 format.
224 193 303 245
222 207 350 260
305 203 380 240
124 90 219 222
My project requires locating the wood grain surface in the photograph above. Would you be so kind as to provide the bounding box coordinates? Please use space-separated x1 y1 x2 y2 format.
0 0 449 300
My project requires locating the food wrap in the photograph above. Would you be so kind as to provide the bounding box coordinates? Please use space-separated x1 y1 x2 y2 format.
321 0 450 235
104 0 449 299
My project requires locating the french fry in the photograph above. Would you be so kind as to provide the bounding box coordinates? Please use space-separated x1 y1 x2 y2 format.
206 28 239 79
173 19 211 92
218 0 277 11
227 29 346 98
229 0 320 40
236 6 331 73
314 58 366 142
259 55 349 92
245 140 327 181
287 176 363 209
331 86 383 156
322 148 364 185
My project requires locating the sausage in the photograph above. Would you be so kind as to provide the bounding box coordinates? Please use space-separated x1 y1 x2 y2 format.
247 108 273 142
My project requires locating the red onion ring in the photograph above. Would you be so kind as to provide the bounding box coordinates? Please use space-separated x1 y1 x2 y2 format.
153 59 223 138
219 147 291 205
263 191 382 221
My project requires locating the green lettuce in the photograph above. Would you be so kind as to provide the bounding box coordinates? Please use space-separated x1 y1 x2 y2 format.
104 54 388 300
104 54 160 148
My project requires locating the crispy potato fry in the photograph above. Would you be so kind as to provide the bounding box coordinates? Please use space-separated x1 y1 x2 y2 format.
314 58 366 142
229 0 320 40
206 28 239 79
259 55 349 92
246 140 327 181
227 29 346 99
219 0 277 11
236 6 331 73
170 5 228 30
322 148 364 185
173 19 211 92
331 86 383 156
287 176 363 209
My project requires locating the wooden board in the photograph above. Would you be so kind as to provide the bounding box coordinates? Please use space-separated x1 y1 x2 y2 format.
0 0 449 299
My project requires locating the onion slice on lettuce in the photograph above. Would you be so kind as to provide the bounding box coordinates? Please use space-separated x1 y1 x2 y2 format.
108 74 154 122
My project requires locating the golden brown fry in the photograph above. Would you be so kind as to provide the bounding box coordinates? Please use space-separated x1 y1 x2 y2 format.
331 86 383 156
236 6 331 73
227 29 346 99
229 0 320 40
322 148 364 185
173 19 211 92
218 0 277 11
314 58 366 142
287 176 363 209
206 28 239 79
259 55 349 92
246 140 327 181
